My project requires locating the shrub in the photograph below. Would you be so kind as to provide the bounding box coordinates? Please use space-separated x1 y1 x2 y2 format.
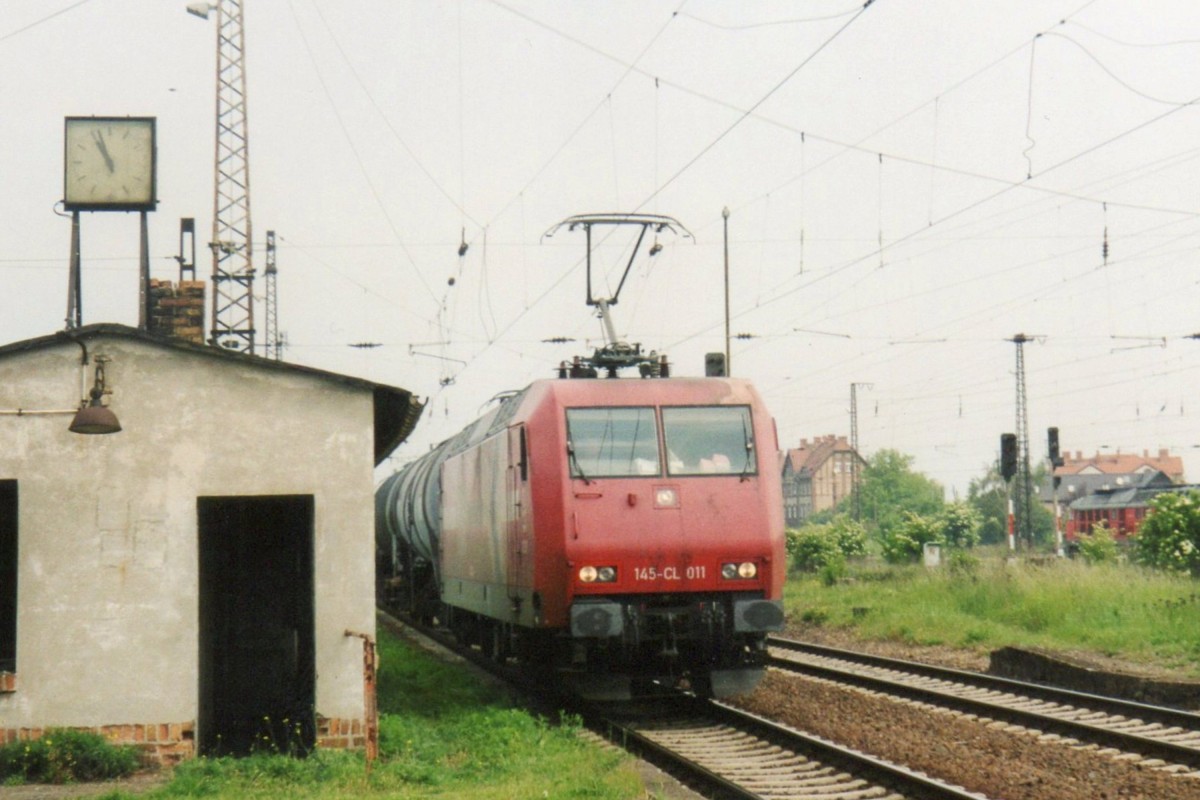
0 730 139 784
1134 490 1200 576
938 502 982 549
1077 521 1119 565
786 516 867 574
827 515 868 559
947 549 982 579
786 525 842 573
881 512 941 564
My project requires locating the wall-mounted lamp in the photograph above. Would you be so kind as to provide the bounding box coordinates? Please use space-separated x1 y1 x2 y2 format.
0 343 121 435
69 357 121 435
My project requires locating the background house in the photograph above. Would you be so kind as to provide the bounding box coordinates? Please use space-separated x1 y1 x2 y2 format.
781 435 865 528
0 324 421 762
1040 448 1185 513
1055 448 1184 483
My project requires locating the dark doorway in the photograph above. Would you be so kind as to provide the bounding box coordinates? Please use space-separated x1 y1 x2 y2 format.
198 495 315 755
0 481 16 673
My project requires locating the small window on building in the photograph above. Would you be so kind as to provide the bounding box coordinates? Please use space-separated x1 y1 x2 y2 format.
0 481 16 674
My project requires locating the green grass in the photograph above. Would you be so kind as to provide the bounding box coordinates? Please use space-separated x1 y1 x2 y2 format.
92 625 646 799
784 555 1200 675
0 729 140 784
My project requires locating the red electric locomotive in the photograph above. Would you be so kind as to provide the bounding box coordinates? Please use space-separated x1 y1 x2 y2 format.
376 214 786 698
378 372 785 697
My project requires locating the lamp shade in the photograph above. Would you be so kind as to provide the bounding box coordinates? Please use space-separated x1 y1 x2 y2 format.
69 404 122 435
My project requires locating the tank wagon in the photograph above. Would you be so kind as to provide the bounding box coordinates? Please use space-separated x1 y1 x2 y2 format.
377 373 786 699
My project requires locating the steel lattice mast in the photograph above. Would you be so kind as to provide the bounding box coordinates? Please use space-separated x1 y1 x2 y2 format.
850 382 872 521
207 0 254 352
264 229 279 360
1012 333 1035 548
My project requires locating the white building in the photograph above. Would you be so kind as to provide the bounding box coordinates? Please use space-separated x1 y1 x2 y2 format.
0 324 421 762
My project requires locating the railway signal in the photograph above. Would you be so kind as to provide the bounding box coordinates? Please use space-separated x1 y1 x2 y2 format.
1000 433 1017 481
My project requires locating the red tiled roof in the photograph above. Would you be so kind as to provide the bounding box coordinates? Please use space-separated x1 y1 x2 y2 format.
786 434 857 474
1055 450 1185 482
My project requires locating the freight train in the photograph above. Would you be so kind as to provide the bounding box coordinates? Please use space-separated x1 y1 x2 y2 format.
377 213 786 699
376 369 786 699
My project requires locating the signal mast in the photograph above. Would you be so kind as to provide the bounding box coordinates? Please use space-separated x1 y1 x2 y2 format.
542 213 691 378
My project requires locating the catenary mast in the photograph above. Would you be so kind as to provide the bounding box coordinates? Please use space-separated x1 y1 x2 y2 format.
194 0 255 352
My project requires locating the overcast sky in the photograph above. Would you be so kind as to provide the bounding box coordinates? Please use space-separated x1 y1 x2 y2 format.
4 0 1200 495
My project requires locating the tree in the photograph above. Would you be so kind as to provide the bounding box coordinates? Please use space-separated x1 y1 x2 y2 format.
857 449 945 540
967 463 1008 545
1134 490 1200 576
967 460 1057 548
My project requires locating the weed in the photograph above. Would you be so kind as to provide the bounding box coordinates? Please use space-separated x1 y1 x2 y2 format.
0 729 139 784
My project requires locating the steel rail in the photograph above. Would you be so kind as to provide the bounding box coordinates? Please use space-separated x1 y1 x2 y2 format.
769 637 1200 729
768 637 1200 770
379 608 983 799
593 694 986 800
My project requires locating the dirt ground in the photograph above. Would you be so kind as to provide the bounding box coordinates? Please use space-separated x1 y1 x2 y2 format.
0 770 169 800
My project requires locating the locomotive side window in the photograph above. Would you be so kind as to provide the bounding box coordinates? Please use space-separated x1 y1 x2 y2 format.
566 407 660 477
662 406 756 477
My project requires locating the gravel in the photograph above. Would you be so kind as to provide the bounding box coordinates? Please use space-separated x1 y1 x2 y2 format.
733 670 1200 800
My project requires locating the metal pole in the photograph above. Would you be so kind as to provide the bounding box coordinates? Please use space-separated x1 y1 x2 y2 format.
139 211 150 331
850 383 872 520
1012 333 1034 549
66 211 81 329
722 207 731 376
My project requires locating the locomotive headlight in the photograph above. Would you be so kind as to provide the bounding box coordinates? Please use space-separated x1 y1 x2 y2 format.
721 561 758 580
654 487 679 508
579 565 618 583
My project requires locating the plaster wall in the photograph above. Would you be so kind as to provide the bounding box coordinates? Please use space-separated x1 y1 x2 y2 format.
0 335 376 730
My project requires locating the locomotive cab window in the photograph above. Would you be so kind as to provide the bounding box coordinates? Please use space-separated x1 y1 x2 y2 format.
566 407 660 477
662 406 755 477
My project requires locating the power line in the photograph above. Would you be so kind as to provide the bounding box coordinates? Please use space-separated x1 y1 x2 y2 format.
635 0 880 212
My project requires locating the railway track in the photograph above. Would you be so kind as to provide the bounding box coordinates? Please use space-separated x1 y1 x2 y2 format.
381 608 984 799
767 636 1200 774
593 695 985 800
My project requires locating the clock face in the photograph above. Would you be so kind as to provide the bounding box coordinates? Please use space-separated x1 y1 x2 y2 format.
64 117 156 211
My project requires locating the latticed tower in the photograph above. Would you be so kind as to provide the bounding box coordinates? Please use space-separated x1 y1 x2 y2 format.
204 0 255 352
1011 333 1035 547
264 229 280 360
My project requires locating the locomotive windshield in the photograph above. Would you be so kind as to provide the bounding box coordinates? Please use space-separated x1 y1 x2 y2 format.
566 407 660 477
662 406 755 477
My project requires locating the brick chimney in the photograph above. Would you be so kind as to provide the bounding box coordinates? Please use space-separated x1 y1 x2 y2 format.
147 280 205 345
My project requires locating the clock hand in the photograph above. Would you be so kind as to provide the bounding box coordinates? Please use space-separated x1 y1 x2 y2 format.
91 130 116 174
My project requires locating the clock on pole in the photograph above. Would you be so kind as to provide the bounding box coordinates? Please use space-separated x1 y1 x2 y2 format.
62 116 158 329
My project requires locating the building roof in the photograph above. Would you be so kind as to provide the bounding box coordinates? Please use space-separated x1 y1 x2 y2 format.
0 324 424 464
784 434 862 475
1068 478 1200 512
1053 469 1174 506
1055 449 1184 481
